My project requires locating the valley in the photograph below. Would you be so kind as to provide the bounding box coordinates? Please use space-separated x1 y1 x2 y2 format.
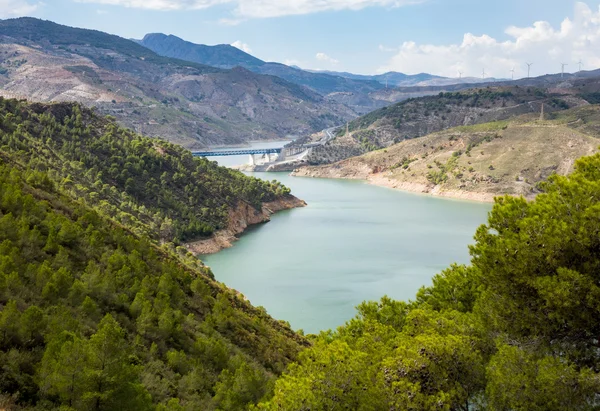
2 5 600 410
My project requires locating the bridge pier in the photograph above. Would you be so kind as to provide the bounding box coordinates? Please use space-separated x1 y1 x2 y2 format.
248 154 255 165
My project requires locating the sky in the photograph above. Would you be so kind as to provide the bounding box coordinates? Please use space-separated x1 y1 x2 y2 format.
1 0 599 78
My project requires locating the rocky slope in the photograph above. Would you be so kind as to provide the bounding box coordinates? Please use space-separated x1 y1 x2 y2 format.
307 85 592 165
294 106 600 201
139 33 385 100
0 18 354 149
186 196 306 254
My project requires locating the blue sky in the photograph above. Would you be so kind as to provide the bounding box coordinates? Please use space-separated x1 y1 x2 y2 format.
3 0 598 77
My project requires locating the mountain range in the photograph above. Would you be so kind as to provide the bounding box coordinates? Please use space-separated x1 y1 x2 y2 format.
138 33 500 90
0 18 354 148
138 33 388 113
3 17 588 151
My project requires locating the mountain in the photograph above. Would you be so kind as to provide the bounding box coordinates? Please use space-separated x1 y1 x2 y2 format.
138 33 387 113
309 70 442 86
0 98 308 410
136 33 264 70
0 18 354 149
303 80 598 165
307 70 507 87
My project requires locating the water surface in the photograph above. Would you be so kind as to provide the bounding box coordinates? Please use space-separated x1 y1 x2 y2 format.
202 171 491 333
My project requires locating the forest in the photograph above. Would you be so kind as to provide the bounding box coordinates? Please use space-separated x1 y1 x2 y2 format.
1 97 599 409
0 144 306 410
0 98 291 243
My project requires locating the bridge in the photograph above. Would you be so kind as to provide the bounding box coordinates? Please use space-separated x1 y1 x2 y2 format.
190 126 340 165
191 148 282 157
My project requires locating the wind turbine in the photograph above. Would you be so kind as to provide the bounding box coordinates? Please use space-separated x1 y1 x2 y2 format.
510 68 515 80
458 71 463 79
482 68 486 80
561 63 568 78
526 62 533 78
578 60 583 72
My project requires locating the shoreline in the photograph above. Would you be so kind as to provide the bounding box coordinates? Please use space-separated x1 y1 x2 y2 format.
185 195 306 255
291 167 505 203
365 174 498 203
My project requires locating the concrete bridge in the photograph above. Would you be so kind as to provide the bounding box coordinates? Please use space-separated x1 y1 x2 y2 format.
191 148 282 157
191 126 340 166
191 145 312 165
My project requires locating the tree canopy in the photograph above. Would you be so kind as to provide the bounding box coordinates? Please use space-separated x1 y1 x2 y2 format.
258 152 600 410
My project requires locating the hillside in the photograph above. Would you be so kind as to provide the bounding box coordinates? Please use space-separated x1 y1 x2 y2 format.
0 18 354 148
138 33 387 113
295 106 600 201
0 101 308 410
0 98 304 249
306 85 591 164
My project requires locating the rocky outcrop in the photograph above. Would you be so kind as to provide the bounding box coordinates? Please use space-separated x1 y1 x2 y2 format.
185 195 306 255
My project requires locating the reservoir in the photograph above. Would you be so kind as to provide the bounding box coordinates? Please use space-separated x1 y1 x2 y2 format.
202 164 492 333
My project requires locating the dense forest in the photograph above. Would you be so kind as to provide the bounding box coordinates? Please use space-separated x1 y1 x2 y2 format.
0 98 291 243
1 96 600 409
0 147 306 410
258 153 600 409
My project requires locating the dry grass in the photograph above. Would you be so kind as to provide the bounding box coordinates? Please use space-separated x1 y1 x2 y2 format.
305 106 600 198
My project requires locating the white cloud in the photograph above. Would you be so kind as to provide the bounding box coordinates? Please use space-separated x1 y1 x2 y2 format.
231 40 252 53
74 0 229 11
378 2 600 78
316 52 339 65
0 0 38 17
232 0 424 18
74 0 424 17
378 44 397 52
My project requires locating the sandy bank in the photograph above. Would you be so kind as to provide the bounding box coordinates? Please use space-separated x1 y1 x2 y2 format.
292 166 500 203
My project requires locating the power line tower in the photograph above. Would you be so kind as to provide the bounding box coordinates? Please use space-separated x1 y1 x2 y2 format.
526 62 533 78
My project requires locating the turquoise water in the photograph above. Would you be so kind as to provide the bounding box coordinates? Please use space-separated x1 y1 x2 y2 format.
202 172 492 334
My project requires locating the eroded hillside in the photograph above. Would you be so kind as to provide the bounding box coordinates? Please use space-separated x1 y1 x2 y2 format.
0 18 354 149
295 106 600 201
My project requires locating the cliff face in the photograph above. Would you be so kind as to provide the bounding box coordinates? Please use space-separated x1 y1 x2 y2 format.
186 195 307 254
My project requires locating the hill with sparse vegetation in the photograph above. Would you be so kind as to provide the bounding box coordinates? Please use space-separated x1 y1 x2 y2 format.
296 105 600 201
305 85 594 165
